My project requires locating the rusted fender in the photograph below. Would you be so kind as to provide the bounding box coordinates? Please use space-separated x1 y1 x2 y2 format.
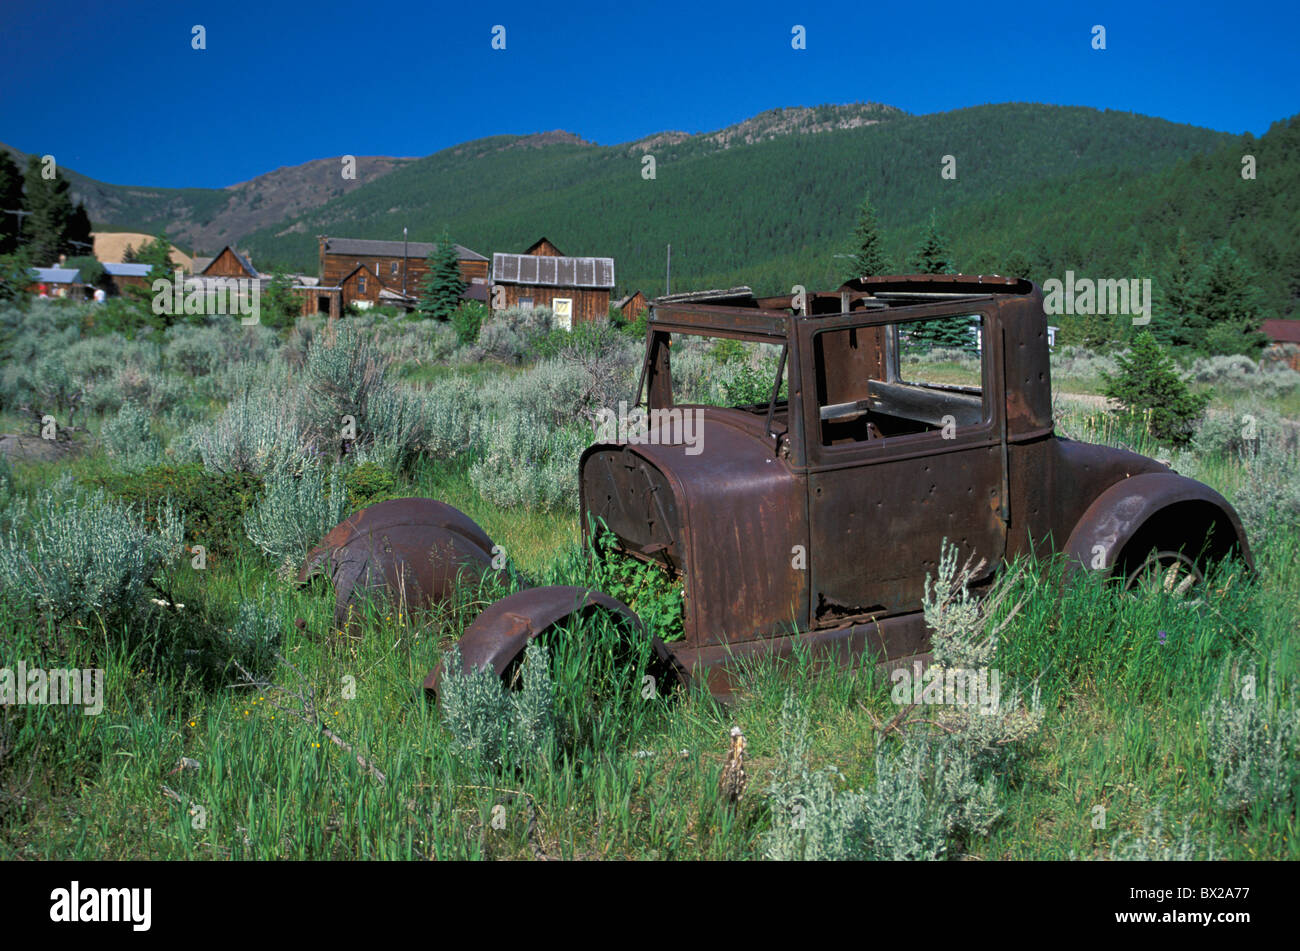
299 497 500 631
423 585 681 697
1062 472 1253 576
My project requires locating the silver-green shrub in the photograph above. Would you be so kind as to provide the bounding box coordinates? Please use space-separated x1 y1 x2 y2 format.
1190 354 1300 396
860 738 952 860
101 401 164 471
191 385 309 476
1111 806 1218 860
473 306 555 364
1233 435 1300 541
762 692 868 861
243 457 346 574
470 417 589 511
0 479 184 622
1205 661 1299 814
439 640 555 769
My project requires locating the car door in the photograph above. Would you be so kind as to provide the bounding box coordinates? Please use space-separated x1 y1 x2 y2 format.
797 303 1008 622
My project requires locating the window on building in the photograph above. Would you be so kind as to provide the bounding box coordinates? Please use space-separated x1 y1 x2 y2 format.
390 262 399 278
519 297 533 310
358 275 366 294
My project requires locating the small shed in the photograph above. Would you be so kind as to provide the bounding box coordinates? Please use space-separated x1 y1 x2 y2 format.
1262 319 1300 371
102 262 152 297
613 290 648 324
26 267 85 299
491 252 615 328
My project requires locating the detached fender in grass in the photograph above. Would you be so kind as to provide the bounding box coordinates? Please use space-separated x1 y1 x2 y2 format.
1062 471 1254 578
298 497 502 632
424 585 681 699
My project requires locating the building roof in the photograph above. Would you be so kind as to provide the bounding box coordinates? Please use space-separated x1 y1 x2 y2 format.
524 236 564 255
1262 319 1300 344
199 247 257 278
613 291 645 309
322 236 488 262
191 257 213 273
492 252 615 289
102 262 152 277
29 267 81 284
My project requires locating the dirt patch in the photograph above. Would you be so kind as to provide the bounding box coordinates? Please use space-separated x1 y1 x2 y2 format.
0 433 80 463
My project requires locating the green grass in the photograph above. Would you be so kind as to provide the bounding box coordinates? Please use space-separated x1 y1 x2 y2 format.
2 358 1298 860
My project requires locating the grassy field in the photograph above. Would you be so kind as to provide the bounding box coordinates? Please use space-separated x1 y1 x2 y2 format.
0 302 1297 860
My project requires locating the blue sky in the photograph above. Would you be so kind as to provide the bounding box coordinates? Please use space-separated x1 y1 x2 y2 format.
1 0 1296 188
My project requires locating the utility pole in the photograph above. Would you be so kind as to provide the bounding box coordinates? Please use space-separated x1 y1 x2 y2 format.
402 226 408 296
666 243 671 296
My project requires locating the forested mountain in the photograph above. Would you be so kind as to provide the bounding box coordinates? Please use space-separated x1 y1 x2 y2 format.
231 103 1238 299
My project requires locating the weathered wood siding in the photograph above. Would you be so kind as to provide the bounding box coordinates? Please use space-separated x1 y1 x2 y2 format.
322 253 487 291
494 284 610 324
204 247 255 278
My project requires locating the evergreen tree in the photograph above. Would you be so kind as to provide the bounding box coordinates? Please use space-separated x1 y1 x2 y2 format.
1152 228 1205 351
907 211 956 276
845 192 889 278
258 267 300 330
0 151 23 255
419 231 464 320
67 201 93 256
1195 242 1269 356
906 212 973 350
126 234 177 327
1000 249 1033 281
21 154 75 265
1102 331 1209 445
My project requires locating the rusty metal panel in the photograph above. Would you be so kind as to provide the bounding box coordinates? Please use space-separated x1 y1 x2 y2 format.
580 408 810 645
423 585 672 697
300 498 499 631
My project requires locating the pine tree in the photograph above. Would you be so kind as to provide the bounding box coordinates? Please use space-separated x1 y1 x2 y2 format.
0 151 23 255
419 231 464 320
907 212 973 350
67 201 93 256
907 211 956 276
21 154 75 265
1195 242 1269 356
846 192 889 278
259 267 300 330
1152 228 1204 351
126 234 176 327
1102 331 1209 445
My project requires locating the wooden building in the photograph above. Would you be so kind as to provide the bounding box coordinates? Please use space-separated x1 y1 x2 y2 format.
339 264 384 309
491 239 615 328
318 236 489 300
196 246 259 279
26 267 86 299
613 290 648 324
1262 319 1300 371
523 236 565 257
288 277 342 319
101 262 152 297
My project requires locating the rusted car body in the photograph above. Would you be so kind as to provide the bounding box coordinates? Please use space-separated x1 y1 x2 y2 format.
576 274 1252 696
